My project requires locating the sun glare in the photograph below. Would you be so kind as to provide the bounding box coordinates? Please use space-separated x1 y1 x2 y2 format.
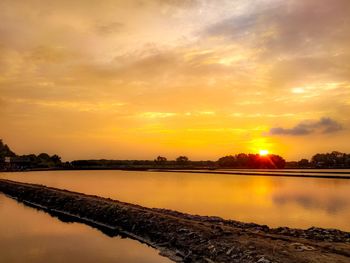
259 149 269 156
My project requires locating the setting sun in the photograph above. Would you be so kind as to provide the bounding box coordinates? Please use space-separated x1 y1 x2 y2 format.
0 1 350 262
259 150 269 156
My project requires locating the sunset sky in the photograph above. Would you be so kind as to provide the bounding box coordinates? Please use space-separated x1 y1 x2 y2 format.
0 0 349 161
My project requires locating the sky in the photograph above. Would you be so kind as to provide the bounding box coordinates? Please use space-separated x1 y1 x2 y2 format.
0 0 349 161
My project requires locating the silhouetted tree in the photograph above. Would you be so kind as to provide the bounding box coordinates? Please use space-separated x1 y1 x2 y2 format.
217 153 285 169
176 156 189 164
154 156 167 164
311 151 349 168
217 155 236 167
38 153 50 161
236 153 249 167
298 159 309 168
50 154 62 165
268 154 286 169
0 140 63 170
0 139 16 160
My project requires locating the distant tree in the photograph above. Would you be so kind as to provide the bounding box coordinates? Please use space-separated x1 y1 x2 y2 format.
50 154 62 165
268 154 286 169
154 156 167 164
38 153 51 161
217 155 236 167
0 140 63 169
26 154 38 162
285 161 298 168
311 151 349 168
176 156 189 164
0 139 16 159
247 154 259 168
36 153 55 168
298 159 309 168
217 153 286 169
18 154 39 167
236 153 249 167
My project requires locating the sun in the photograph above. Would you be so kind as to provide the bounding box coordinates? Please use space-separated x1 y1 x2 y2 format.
259 149 269 156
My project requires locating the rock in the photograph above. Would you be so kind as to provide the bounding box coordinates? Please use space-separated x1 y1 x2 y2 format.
208 244 215 249
257 257 271 263
215 225 224 232
204 257 215 263
226 247 234 255
175 250 185 257
179 228 189 233
291 242 315 252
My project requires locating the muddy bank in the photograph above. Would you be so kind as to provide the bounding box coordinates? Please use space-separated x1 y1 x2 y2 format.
0 179 349 263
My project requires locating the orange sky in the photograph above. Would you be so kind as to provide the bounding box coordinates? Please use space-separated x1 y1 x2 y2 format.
0 0 349 161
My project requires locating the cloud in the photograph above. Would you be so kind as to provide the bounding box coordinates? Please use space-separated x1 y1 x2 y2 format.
95 22 124 35
269 117 343 136
199 0 350 96
204 0 350 52
1 0 350 159
139 112 177 118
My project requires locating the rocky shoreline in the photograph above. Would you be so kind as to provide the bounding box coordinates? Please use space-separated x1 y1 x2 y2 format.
0 179 349 263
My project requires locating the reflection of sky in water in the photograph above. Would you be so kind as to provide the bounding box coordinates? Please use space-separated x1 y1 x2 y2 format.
273 194 349 214
0 194 171 263
1 170 350 231
272 178 350 215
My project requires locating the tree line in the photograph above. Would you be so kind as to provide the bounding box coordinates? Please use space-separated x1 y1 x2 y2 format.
217 154 286 169
0 140 63 170
287 151 350 168
1 139 350 170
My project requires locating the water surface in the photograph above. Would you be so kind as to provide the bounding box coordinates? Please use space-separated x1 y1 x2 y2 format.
1 170 350 231
0 193 171 263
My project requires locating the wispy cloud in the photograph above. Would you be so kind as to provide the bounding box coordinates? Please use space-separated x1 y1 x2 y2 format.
139 112 177 119
1 0 350 159
269 117 343 136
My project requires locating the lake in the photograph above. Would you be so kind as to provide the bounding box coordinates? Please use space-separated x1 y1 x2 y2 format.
0 193 171 263
1 170 350 231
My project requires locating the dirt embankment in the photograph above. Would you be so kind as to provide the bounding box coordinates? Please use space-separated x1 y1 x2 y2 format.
0 179 349 263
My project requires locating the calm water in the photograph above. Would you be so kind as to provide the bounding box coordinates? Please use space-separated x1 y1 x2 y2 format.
0 193 171 263
220 169 350 173
170 169 350 177
1 170 350 231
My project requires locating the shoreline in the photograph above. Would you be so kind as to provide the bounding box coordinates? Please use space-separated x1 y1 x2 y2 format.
153 169 350 179
1 167 350 179
0 179 349 263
